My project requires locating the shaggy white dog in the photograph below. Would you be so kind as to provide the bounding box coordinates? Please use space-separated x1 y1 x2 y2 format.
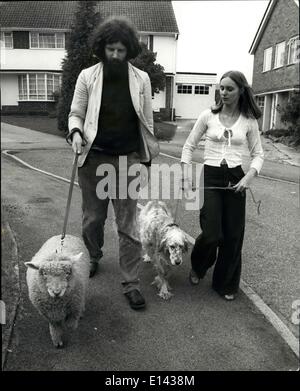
139 201 188 300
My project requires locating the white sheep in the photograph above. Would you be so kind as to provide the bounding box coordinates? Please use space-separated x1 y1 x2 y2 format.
25 234 90 348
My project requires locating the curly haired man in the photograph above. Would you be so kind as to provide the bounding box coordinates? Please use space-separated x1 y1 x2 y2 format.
67 17 159 310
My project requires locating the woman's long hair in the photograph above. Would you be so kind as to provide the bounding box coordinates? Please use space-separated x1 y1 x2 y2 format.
91 16 141 61
212 70 261 119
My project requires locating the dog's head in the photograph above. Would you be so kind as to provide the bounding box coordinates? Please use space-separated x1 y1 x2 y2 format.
159 226 188 266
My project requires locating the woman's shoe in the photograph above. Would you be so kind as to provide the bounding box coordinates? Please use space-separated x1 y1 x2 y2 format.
89 261 99 278
224 294 235 301
189 269 200 285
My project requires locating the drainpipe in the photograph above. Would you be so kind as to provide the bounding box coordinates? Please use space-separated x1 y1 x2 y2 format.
171 75 175 121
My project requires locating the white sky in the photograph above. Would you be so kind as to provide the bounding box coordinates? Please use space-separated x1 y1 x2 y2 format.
172 0 269 84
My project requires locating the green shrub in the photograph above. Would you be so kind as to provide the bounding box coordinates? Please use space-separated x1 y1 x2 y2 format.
131 43 166 94
265 128 293 138
48 111 57 118
154 122 177 141
153 112 163 122
279 92 300 145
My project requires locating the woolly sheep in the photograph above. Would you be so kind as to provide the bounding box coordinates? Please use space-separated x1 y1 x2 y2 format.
25 235 90 348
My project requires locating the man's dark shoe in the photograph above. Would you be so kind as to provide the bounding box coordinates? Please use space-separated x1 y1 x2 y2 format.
89 255 102 278
124 289 146 310
89 261 99 278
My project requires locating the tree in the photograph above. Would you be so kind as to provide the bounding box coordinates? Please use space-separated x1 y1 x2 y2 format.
131 43 166 94
279 92 300 145
57 1 100 133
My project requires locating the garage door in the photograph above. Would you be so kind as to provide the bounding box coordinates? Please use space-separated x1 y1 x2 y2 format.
174 84 215 119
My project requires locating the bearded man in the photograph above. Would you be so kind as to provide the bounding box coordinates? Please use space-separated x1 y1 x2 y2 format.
67 17 159 310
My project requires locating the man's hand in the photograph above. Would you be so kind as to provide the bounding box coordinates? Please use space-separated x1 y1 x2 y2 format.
72 132 83 155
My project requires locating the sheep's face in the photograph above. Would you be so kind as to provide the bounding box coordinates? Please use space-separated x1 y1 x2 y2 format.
39 261 73 298
25 252 83 298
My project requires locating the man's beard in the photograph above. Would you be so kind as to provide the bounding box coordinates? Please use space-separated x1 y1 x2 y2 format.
103 58 128 81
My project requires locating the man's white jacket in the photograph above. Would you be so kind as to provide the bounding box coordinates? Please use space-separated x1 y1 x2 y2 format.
68 61 159 167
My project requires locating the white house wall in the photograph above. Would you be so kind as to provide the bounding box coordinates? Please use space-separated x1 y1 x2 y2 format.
1 74 18 105
1 48 65 71
176 74 217 84
153 36 177 74
152 90 166 112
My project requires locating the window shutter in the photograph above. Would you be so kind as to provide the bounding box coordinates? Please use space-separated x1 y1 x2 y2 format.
13 31 29 49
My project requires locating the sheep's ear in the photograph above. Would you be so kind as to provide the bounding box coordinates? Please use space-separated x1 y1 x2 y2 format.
71 252 83 262
25 261 40 270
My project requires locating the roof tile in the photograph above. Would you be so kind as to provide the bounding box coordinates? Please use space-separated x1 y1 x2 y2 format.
0 1 179 33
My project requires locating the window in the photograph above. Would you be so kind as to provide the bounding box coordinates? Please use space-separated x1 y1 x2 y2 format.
139 35 149 48
18 75 28 100
288 36 299 64
177 84 192 94
46 73 61 100
0 32 13 48
274 41 285 68
18 73 61 101
263 47 272 72
195 85 209 95
30 32 65 48
29 74 38 99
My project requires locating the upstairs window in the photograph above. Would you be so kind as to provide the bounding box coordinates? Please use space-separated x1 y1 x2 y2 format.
263 47 272 72
0 32 13 48
30 32 65 48
139 35 149 48
274 41 285 68
195 85 209 95
288 36 299 64
177 84 192 94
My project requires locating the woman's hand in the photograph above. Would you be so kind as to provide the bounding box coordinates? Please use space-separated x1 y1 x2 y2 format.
232 168 257 192
181 176 194 194
72 132 83 155
181 163 195 196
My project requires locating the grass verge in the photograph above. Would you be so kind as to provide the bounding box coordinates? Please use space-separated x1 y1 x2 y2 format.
1 115 64 138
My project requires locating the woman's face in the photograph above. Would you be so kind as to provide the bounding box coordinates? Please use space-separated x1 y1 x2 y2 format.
220 77 241 107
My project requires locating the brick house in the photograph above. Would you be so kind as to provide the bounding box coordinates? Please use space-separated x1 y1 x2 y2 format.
0 1 217 120
249 0 299 132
